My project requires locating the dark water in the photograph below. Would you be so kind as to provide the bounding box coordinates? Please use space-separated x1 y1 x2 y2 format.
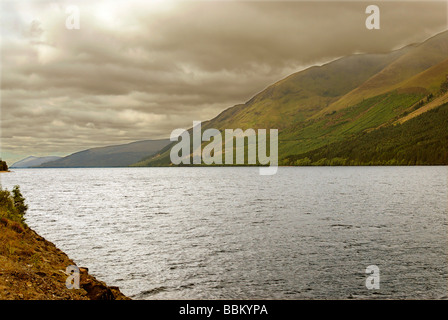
1 166 447 299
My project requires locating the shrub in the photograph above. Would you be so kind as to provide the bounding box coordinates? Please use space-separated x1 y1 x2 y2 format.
295 157 312 166
0 185 28 226
0 217 9 226
440 78 448 94
10 221 25 234
12 185 28 220
0 160 8 171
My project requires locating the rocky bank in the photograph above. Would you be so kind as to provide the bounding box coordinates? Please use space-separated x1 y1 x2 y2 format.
0 217 130 300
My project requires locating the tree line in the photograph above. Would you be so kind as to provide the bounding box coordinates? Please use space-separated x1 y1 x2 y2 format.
0 160 8 171
283 102 448 166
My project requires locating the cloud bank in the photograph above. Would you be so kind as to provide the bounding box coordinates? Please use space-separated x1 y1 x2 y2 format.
1 0 446 163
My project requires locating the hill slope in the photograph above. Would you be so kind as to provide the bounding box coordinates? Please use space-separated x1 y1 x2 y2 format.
39 139 170 168
202 46 412 131
11 156 63 168
0 186 129 300
135 30 448 167
317 30 448 116
284 102 448 166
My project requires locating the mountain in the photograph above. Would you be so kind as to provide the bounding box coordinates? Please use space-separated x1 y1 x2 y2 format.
38 139 170 168
10 156 63 168
285 101 448 166
135 30 448 167
316 31 448 116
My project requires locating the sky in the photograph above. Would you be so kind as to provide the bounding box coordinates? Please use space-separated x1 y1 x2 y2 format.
1 0 447 164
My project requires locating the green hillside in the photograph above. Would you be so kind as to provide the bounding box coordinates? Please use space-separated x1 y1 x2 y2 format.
400 58 448 92
134 30 448 167
203 47 411 131
317 30 448 116
277 90 425 158
283 102 448 166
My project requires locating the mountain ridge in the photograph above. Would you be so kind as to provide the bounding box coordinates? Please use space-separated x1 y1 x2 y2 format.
135 29 448 167
36 139 171 168
316 30 448 116
10 156 63 168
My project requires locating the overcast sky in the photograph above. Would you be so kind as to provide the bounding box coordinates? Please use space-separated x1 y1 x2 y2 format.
1 0 447 164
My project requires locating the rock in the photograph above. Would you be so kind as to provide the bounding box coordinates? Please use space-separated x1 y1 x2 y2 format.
0 221 130 300
79 267 89 273
82 282 115 300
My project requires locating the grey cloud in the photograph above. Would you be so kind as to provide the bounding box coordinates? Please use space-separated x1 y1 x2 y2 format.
1 0 446 164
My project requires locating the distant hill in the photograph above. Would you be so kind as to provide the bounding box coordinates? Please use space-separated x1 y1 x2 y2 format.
38 139 170 168
135 30 448 167
11 156 63 168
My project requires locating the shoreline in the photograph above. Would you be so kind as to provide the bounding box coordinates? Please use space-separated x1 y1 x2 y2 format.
0 217 130 300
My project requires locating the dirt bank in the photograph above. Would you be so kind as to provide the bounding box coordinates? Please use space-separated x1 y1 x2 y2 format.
0 217 130 300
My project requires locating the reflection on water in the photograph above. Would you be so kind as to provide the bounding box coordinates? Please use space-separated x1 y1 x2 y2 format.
1 166 447 299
